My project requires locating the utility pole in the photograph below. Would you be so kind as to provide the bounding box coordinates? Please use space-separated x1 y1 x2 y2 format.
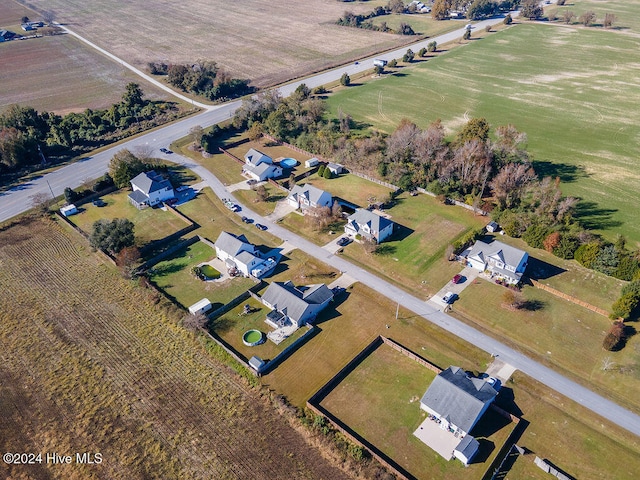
46 180 55 200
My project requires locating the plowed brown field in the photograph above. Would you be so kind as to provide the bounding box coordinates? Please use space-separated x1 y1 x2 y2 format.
0 216 351 480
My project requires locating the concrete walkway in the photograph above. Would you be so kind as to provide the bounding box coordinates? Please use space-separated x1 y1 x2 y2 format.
427 266 481 309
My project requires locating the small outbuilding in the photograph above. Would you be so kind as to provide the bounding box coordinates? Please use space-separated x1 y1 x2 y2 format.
60 204 79 217
453 435 479 466
486 221 500 233
305 157 319 168
188 298 213 315
249 356 266 373
327 162 344 175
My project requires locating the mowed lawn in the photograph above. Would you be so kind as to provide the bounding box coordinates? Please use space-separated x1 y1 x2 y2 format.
551 0 640 33
453 279 640 415
326 24 640 244
69 190 188 247
321 343 514 480
0 30 172 114
342 191 486 297
148 240 255 309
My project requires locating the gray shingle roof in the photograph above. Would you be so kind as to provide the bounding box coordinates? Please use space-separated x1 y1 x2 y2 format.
130 170 173 194
347 209 393 234
244 162 277 177
261 281 333 324
455 435 479 458
288 184 331 206
215 231 253 257
128 190 149 205
245 148 272 166
468 240 527 270
421 366 498 434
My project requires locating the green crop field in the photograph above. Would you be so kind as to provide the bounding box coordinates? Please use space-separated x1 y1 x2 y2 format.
326 23 640 245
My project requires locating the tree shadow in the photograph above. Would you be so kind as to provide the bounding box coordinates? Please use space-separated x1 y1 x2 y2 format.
149 262 187 277
525 257 566 280
573 200 621 230
532 160 586 183
391 72 409 78
519 299 545 311
374 244 397 256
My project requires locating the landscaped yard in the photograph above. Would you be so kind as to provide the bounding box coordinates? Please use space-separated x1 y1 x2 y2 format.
149 240 254 309
326 23 640 244
278 211 347 246
320 343 514 480
341 191 486 296
453 279 640 415
265 249 340 292
305 173 394 208
210 297 309 363
68 189 188 247
233 184 287 217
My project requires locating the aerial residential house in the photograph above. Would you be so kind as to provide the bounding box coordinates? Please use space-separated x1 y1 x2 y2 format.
128 170 175 209
344 208 394 243
243 148 282 181
261 281 333 329
418 366 498 465
466 240 528 285
214 231 278 278
287 184 333 212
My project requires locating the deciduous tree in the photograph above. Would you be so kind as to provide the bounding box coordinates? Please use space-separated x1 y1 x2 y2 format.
579 10 596 26
520 0 543 19
603 13 616 28
90 218 135 254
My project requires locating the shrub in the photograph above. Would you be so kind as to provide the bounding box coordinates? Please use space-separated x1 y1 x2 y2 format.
574 242 601 269
602 321 625 351
592 244 620 276
388 59 398 68
317 164 326 177
64 187 78 204
427 41 437 52
522 223 550 249
418 47 427 57
543 231 561 253
340 73 351 86
614 255 640 281
504 13 513 24
323 167 333 179
463 29 471 40
553 235 579 259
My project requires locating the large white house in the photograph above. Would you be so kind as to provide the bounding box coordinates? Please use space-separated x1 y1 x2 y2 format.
344 208 394 243
287 184 333 212
418 366 498 465
243 148 282 181
214 231 278 278
128 170 175 209
466 240 528 285
261 281 334 329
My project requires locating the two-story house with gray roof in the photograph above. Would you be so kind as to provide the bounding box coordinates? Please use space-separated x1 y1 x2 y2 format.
287 184 333 212
344 208 394 243
261 281 333 329
128 170 175 209
243 148 282 181
466 240 528 285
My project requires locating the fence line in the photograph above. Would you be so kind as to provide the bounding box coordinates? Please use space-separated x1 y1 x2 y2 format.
530 279 611 318
219 147 245 165
380 336 442 374
348 170 399 192
54 211 117 265
140 235 199 271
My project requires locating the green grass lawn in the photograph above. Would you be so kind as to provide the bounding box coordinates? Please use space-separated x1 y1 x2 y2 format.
326 24 640 245
266 249 340 290
210 296 309 362
233 184 287 216
278 211 347 246
549 0 640 33
320 343 514 480
453 279 640 415
69 190 188 246
342 191 486 296
149 240 254 309
305 172 394 208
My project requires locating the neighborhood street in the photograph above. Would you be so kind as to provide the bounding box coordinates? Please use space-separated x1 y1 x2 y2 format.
3 2 637 439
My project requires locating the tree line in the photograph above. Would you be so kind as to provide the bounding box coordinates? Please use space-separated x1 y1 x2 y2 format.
0 84 181 179
336 1 416 35
148 61 254 102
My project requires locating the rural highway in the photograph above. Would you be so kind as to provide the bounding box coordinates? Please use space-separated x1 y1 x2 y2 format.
5 2 634 439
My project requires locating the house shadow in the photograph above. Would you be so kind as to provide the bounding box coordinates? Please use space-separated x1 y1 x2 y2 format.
471 407 512 439
532 160 586 183
573 200 621 231
493 387 524 418
313 292 351 326
472 439 495 464
525 257 566 281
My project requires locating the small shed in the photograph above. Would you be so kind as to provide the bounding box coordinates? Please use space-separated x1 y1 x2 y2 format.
188 298 212 315
60 204 79 217
249 356 266 373
305 157 319 168
486 221 500 233
454 435 479 465
327 162 344 175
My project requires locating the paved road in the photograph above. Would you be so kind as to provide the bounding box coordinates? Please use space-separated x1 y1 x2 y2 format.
0 13 515 223
167 152 640 438
5 3 638 438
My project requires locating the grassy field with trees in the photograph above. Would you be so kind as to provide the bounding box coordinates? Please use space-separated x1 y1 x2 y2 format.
325 23 640 245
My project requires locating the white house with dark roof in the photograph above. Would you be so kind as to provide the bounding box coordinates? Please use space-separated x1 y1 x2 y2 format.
466 240 528 285
287 184 333 212
128 170 175 209
243 148 282 181
261 281 333 331
344 208 394 243
214 231 279 278
416 366 498 465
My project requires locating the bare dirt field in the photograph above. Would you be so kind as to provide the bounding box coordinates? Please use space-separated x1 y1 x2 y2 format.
0 31 175 114
0 216 351 480
16 0 414 87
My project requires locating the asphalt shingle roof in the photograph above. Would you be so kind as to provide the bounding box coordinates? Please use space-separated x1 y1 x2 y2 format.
245 148 272 166
130 170 173 195
347 209 393 234
215 231 253 257
288 184 331 206
468 240 527 269
261 281 333 324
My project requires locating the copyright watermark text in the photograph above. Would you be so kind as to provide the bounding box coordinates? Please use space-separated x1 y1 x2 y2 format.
3 452 102 465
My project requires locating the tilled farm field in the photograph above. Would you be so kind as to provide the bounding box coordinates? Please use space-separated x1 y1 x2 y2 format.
0 216 351 480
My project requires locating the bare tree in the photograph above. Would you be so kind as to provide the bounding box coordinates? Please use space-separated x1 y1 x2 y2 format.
603 13 616 28
254 184 269 202
579 10 596 26
133 144 155 163
183 312 209 332
601 356 616 372
490 163 536 209
189 125 204 146
30 192 54 216
561 10 575 25
305 206 332 231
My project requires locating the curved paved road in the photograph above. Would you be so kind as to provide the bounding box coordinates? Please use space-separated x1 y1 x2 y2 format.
169 153 640 438
3 4 638 438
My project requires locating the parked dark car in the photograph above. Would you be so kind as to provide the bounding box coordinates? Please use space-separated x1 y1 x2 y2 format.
255 223 267 231
452 274 463 284
241 216 253 223
336 237 351 247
